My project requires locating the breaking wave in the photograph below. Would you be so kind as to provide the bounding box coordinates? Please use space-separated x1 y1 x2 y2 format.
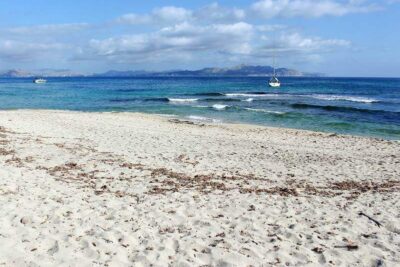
212 104 229 110
310 94 379 103
168 98 198 102
244 108 286 114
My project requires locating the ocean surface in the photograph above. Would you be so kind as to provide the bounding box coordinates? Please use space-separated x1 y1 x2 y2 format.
1 77 399 140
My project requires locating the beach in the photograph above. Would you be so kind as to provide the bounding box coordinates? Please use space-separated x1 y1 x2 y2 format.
0 109 399 266
1 77 399 140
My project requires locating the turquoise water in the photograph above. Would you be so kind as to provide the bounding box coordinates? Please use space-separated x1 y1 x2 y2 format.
1 77 399 139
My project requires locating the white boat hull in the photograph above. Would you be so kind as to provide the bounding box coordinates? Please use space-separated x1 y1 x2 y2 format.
33 79 47 84
269 82 280 87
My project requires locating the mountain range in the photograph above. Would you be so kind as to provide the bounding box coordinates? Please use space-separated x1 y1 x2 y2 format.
0 65 323 78
0 69 85 78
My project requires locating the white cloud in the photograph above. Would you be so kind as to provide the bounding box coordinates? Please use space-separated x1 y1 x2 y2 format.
277 33 350 51
116 6 192 25
254 32 350 59
115 1 381 26
0 23 90 63
86 22 254 62
81 21 350 66
1 0 381 69
102 1 374 66
115 14 152 25
115 3 247 25
5 23 90 35
0 40 69 61
153 6 192 22
194 3 246 22
251 0 380 18
256 24 287 32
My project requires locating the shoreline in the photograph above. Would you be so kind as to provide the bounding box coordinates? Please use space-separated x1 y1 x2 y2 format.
2 108 399 141
0 109 399 266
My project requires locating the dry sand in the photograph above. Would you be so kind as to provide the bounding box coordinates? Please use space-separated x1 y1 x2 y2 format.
0 110 399 266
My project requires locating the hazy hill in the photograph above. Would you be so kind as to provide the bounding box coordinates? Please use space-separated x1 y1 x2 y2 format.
94 65 322 77
0 65 323 78
0 69 84 78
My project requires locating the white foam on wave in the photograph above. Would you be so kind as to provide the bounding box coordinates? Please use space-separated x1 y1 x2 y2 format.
225 93 280 98
243 98 254 102
212 104 229 110
168 98 198 103
245 108 285 114
225 93 261 97
311 94 378 103
156 114 178 118
186 115 221 123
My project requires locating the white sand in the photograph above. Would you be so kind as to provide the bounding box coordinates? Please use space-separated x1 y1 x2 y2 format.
0 110 399 266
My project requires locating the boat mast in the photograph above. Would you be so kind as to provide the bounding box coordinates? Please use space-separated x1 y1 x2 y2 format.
272 37 276 78
273 53 276 77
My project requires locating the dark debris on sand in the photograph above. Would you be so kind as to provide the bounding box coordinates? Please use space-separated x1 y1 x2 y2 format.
1 124 399 200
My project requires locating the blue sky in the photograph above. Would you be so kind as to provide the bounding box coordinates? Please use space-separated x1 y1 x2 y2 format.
0 0 399 77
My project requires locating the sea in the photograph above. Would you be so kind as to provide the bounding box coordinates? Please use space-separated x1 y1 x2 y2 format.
0 77 399 140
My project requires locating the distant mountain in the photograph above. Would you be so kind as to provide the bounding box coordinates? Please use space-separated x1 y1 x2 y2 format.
0 65 324 78
0 69 34 78
93 70 149 77
0 69 85 78
163 65 303 77
94 65 323 77
36 69 85 77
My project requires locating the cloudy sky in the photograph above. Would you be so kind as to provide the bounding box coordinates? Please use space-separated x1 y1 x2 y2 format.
0 0 399 76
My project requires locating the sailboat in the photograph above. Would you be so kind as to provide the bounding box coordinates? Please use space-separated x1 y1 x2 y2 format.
33 78 47 84
268 49 281 88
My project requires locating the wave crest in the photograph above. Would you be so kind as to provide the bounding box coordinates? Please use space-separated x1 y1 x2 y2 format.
168 98 198 103
245 108 285 114
212 104 229 110
186 115 221 123
311 94 379 103
191 92 224 96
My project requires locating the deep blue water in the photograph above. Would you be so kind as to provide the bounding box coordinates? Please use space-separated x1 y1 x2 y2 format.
1 77 399 139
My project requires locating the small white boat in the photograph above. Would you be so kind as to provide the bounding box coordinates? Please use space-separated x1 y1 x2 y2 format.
269 76 281 87
268 48 281 88
33 78 47 84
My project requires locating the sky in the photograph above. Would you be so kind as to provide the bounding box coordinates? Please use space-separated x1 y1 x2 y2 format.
0 0 399 77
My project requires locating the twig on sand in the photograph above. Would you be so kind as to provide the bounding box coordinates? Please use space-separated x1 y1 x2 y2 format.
334 238 359 251
334 244 359 251
358 212 382 227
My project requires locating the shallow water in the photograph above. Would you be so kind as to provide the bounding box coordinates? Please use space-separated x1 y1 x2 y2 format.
1 76 399 139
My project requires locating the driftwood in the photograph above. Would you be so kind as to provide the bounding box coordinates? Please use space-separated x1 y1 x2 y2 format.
358 212 382 227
